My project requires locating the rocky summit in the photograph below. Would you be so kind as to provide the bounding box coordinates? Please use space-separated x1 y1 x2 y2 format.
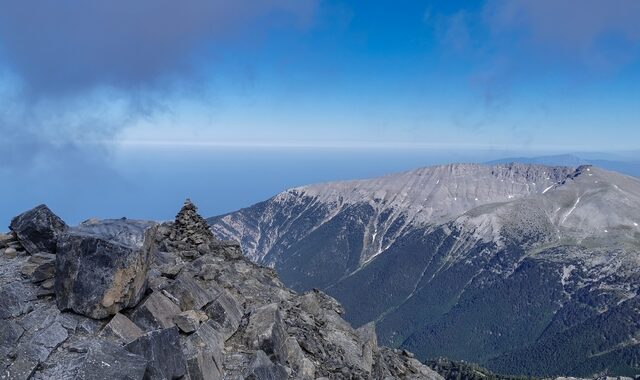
0 200 442 380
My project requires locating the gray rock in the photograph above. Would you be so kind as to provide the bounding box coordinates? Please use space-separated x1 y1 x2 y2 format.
244 303 288 359
279 337 315 379
246 350 288 380
32 321 69 349
0 320 25 368
55 227 155 319
125 327 187 380
9 204 68 255
130 291 182 331
203 290 243 340
3 246 17 258
173 310 206 333
164 272 217 311
21 252 56 283
183 339 223 380
0 280 36 318
75 340 148 380
100 313 144 345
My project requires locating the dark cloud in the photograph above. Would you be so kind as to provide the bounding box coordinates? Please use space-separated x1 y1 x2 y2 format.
0 0 318 172
0 0 318 95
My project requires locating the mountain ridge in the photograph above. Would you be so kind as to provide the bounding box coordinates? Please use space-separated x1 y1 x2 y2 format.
208 163 640 376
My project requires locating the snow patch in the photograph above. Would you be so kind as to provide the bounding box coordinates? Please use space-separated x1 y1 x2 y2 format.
561 196 581 224
542 185 554 194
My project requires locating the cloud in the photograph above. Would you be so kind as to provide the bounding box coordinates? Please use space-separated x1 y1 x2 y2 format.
0 0 318 95
428 0 640 139
486 0 640 54
0 0 319 171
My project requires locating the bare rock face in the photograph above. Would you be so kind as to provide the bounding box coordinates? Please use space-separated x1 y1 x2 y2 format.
9 204 67 255
54 227 156 319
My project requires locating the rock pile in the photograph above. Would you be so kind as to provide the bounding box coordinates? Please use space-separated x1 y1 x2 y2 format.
0 201 443 380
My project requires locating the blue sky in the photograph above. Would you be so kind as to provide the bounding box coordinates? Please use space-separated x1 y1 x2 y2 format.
0 0 639 223
1 0 639 155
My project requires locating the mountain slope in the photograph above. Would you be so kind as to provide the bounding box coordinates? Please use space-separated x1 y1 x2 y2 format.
208 163 640 376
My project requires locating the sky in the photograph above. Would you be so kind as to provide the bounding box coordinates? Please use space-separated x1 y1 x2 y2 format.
0 0 639 223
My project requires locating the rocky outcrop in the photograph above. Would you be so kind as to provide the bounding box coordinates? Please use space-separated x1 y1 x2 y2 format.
0 202 443 380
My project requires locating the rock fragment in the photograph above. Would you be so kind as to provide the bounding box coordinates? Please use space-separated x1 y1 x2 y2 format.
244 303 288 358
173 310 207 333
100 313 144 345
21 252 56 283
131 291 182 331
164 272 217 311
125 327 187 380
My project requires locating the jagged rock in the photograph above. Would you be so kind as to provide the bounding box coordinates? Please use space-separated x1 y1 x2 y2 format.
164 272 217 311
55 227 155 319
183 338 223 380
131 291 182 331
75 340 148 380
246 350 288 380
187 321 224 374
203 290 243 340
173 310 207 333
9 204 68 254
21 252 56 283
244 303 288 358
279 337 315 379
99 313 144 345
357 322 378 373
125 327 187 380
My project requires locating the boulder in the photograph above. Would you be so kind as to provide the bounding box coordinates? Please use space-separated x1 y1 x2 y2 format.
55 228 155 319
244 303 288 358
131 291 182 332
125 327 187 380
100 313 144 345
9 204 67 255
75 340 148 380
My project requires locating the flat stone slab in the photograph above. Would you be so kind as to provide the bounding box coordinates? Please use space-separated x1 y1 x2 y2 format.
75 340 148 380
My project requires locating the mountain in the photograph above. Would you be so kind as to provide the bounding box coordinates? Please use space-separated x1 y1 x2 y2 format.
487 154 640 177
0 202 442 379
208 163 640 377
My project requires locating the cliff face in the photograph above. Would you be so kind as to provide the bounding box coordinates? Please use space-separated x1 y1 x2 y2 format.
0 201 442 380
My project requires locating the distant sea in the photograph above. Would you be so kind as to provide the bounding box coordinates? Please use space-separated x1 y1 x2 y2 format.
1 145 638 226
